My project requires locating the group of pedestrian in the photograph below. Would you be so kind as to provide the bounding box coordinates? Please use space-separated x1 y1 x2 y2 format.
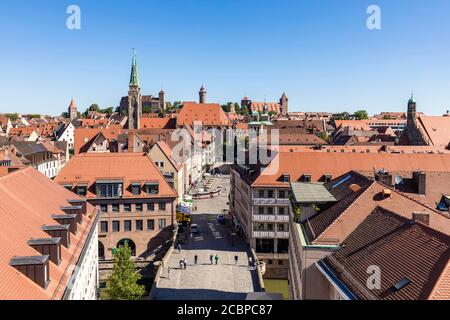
209 254 219 265
179 258 187 270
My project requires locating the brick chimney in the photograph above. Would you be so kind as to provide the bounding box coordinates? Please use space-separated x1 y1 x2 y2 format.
413 171 426 195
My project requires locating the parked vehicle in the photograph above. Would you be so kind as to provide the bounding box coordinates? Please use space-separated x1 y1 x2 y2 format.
217 215 226 224
190 224 200 234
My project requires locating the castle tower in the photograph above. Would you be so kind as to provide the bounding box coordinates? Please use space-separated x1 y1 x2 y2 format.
68 98 78 121
127 49 142 129
280 93 288 115
159 89 166 111
199 85 207 104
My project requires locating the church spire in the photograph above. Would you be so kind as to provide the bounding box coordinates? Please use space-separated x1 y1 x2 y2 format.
129 49 140 87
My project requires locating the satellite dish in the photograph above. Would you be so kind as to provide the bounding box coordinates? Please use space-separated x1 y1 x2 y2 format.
394 175 404 186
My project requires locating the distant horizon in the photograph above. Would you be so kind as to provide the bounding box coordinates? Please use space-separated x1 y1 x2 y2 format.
1 0 449 116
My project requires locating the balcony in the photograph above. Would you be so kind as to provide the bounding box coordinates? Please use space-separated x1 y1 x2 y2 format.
253 214 290 222
253 231 289 238
253 198 290 206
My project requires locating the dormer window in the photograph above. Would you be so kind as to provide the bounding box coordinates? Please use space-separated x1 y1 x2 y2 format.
96 180 123 198
10 256 50 289
131 183 141 196
76 184 87 196
303 174 312 182
324 174 333 183
145 182 159 195
282 174 290 183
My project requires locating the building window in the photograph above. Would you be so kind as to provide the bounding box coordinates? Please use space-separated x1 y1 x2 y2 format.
131 183 141 196
258 190 265 198
258 207 264 215
268 190 274 198
268 260 273 265
100 204 108 213
124 220 132 232
256 239 274 254
268 207 274 215
279 190 285 198
159 202 166 211
124 203 131 212
135 203 143 212
147 219 155 230
145 183 159 195
96 183 122 198
278 260 284 266
147 202 154 212
77 186 87 196
112 204 119 212
267 224 274 231
158 219 166 229
136 220 143 231
303 174 312 182
278 224 285 232
325 174 333 183
112 221 120 232
279 207 285 215
100 221 108 233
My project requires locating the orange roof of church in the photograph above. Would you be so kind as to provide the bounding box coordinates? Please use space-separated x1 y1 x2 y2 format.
177 102 231 127
417 116 450 147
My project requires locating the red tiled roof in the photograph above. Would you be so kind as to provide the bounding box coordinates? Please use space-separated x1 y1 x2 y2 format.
0 167 98 299
177 102 231 127
140 117 176 129
55 153 177 199
251 102 281 114
73 126 123 155
253 152 450 188
417 116 450 147
322 206 450 300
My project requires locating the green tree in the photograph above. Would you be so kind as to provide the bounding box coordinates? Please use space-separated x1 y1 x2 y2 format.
221 104 230 113
172 101 182 109
5 113 19 121
61 112 69 118
100 107 114 115
106 244 145 300
234 103 241 114
240 106 249 116
354 110 369 120
268 111 277 117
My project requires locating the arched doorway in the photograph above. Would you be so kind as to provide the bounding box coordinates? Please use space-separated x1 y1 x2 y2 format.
98 241 105 260
117 238 136 256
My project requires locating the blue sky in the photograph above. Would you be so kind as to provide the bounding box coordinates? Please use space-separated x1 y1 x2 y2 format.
0 0 449 115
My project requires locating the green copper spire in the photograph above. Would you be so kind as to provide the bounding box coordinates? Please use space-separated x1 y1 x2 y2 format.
408 92 415 104
129 48 140 87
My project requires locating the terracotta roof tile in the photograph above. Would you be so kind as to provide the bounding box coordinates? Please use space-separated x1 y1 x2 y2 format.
177 102 231 127
0 167 98 299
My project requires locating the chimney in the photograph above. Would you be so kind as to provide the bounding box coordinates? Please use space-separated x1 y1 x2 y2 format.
413 171 426 195
412 212 430 226
10 256 50 289
52 214 78 234
375 170 393 187
42 225 71 248
60 206 83 224
27 238 62 265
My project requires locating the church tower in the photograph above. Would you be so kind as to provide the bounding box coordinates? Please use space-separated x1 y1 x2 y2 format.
280 93 288 115
68 98 78 121
159 89 166 112
407 93 416 128
127 49 142 129
199 85 207 104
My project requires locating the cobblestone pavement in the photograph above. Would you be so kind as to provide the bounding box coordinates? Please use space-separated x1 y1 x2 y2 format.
152 176 259 300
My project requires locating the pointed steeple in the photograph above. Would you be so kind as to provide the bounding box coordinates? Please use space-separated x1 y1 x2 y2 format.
408 92 415 104
129 49 140 87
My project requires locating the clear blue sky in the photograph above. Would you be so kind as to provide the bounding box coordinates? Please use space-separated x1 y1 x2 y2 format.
1 0 450 116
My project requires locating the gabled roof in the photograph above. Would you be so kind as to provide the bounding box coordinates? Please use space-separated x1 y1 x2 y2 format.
0 167 98 299
154 141 183 171
140 117 176 129
321 207 450 300
177 102 231 127
55 153 177 199
417 115 450 147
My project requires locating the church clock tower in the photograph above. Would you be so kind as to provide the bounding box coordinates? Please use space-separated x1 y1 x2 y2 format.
128 49 142 129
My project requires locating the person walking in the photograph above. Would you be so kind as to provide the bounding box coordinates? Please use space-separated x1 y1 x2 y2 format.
183 258 187 270
179 259 183 269
194 255 198 265
167 266 172 280
177 243 182 253
248 256 253 267
234 255 239 265
209 254 214 265
214 254 219 265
